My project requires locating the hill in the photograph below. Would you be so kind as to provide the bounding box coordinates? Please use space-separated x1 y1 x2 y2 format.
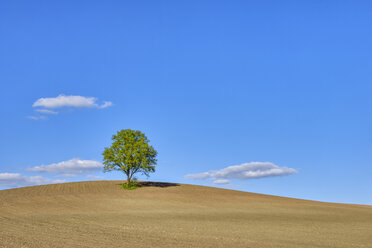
0 181 371 248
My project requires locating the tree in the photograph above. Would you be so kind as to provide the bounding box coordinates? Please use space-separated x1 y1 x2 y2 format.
102 129 158 187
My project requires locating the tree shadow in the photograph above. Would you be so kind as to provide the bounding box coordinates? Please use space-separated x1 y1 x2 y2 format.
137 181 180 188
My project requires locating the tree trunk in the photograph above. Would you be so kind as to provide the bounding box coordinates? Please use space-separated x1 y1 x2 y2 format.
126 174 131 186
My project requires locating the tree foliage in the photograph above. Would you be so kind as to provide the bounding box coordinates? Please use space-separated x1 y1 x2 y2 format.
102 129 157 187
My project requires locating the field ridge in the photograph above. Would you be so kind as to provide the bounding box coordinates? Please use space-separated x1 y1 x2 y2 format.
1 181 371 248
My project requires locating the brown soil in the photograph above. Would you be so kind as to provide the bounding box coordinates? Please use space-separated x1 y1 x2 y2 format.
1 181 371 248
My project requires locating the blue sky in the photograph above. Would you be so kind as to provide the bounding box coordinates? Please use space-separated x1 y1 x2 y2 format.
0 0 371 205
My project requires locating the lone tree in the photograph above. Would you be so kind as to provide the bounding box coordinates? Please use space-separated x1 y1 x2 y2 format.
102 129 158 187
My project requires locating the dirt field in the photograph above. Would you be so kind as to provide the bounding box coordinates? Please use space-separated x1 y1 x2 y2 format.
0 181 371 248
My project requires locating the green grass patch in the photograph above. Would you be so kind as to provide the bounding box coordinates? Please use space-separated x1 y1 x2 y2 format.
120 180 138 190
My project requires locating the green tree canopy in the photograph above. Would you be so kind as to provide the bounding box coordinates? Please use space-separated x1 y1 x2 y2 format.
102 129 157 186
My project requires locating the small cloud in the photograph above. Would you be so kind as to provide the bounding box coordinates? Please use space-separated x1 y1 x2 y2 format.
185 172 210 180
99 101 113 109
213 179 230 185
32 94 112 109
186 162 297 184
0 173 65 187
86 175 104 180
35 109 58 114
26 158 103 177
27 115 47 120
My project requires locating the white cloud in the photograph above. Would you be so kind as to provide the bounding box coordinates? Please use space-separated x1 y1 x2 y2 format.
0 173 65 187
35 109 58 114
26 158 103 177
27 115 47 120
185 162 297 184
86 175 104 180
213 179 230 185
32 94 112 109
186 172 210 180
99 101 113 109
